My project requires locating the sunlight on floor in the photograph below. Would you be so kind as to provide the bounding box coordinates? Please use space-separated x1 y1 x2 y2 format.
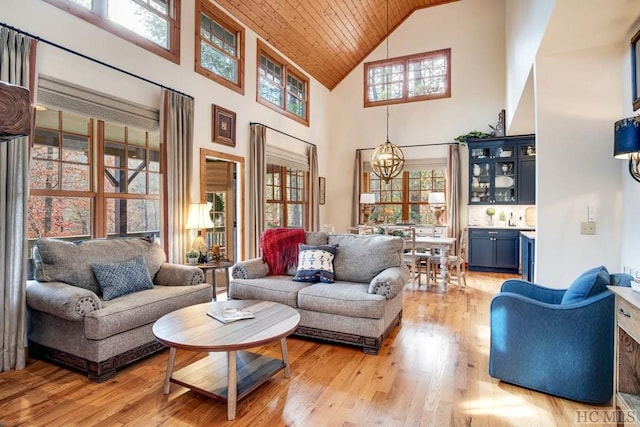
475 323 491 356
460 394 540 418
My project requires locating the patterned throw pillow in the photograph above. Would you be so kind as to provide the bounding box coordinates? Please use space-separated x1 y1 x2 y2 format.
292 244 338 284
92 256 154 301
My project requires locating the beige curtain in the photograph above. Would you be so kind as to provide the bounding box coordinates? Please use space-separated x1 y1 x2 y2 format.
0 27 33 371
162 89 194 264
308 145 319 231
351 150 363 226
248 124 266 258
447 144 461 244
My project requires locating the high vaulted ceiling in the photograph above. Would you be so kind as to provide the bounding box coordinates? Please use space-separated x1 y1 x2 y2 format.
215 0 458 90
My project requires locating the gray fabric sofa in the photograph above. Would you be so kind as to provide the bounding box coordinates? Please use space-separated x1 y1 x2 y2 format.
26 237 213 382
230 232 409 354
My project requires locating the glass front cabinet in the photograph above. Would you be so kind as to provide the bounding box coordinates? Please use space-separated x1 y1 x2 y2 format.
467 135 535 205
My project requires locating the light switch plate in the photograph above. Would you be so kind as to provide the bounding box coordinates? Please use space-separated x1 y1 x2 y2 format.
580 221 596 235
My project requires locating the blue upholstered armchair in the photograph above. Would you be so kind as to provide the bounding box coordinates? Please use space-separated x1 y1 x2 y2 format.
489 266 623 404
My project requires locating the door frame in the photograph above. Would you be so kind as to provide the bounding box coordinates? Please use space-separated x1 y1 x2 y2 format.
199 148 246 261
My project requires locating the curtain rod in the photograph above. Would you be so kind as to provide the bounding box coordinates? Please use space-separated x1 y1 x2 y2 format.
356 141 459 152
0 21 193 99
250 122 316 147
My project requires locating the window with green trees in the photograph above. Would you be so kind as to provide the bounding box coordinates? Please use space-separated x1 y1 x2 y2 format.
196 0 244 94
44 0 180 63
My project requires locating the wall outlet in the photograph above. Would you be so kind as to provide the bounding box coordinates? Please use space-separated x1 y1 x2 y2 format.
580 221 596 235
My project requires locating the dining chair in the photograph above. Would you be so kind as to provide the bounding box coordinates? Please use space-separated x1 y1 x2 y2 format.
347 225 375 235
383 225 421 286
426 228 467 287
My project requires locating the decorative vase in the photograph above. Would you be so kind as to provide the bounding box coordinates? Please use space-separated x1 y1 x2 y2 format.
473 164 481 176
187 257 198 265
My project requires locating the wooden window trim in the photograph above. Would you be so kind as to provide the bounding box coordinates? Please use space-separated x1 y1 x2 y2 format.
30 113 162 240
256 41 310 127
43 0 181 64
266 165 308 229
365 170 446 223
195 0 245 95
363 48 451 108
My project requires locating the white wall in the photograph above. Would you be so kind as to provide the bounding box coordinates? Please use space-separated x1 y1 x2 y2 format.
620 18 640 273
326 0 507 233
1 0 331 255
504 0 555 133
530 0 640 285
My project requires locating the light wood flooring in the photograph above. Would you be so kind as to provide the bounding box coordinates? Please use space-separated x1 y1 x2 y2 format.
0 272 626 426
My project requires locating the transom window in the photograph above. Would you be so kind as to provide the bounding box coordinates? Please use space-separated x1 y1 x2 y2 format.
196 1 244 94
28 108 162 242
364 49 451 107
257 41 309 126
265 165 307 228
365 169 446 224
43 0 180 63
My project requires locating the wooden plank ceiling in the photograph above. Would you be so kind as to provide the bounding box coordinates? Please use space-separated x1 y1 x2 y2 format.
215 0 458 90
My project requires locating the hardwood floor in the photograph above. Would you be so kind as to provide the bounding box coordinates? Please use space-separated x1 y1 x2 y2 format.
0 272 623 426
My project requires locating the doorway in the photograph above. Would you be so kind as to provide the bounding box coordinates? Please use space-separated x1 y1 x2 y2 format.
199 148 245 262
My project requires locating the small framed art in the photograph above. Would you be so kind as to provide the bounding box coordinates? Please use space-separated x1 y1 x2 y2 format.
319 177 326 205
212 105 236 147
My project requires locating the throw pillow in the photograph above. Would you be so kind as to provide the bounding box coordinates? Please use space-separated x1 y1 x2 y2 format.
610 273 634 287
92 256 154 301
561 265 610 305
292 244 338 284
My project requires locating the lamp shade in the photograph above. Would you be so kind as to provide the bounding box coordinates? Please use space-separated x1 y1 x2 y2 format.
360 193 376 204
614 117 640 159
185 203 215 229
428 192 445 205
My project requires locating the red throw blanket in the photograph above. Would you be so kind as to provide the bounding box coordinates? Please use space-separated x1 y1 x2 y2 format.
261 228 306 275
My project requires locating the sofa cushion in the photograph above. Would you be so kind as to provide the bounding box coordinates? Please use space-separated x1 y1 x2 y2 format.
305 231 329 246
297 282 386 319
292 244 337 283
328 234 403 283
229 276 310 308
83 283 212 340
92 256 155 301
561 265 610 305
32 237 166 296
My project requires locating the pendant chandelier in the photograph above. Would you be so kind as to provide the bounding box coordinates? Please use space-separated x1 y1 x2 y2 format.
371 0 404 184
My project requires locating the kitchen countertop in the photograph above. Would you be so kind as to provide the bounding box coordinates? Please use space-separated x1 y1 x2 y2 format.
468 225 535 231
520 231 536 239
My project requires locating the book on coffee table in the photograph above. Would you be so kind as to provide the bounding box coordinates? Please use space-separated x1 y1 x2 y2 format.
207 307 255 323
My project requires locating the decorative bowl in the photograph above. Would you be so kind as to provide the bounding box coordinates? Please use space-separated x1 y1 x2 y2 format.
495 175 514 188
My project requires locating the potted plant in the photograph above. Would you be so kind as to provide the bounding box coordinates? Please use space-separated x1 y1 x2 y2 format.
186 249 200 265
486 207 495 225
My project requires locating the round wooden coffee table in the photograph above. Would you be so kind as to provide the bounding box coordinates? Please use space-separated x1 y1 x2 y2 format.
153 300 300 420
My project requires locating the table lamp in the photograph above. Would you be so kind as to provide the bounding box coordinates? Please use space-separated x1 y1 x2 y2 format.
186 203 215 263
360 193 376 224
428 192 445 225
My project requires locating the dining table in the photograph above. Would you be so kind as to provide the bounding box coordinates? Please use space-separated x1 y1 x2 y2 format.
415 235 457 291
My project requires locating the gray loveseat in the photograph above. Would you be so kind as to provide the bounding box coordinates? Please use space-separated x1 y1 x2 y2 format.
229 232 409 354
26 237 213 382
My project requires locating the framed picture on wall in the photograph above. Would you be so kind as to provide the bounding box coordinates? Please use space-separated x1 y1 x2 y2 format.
631 28 640 111
319 177 326 205
212 105 236 147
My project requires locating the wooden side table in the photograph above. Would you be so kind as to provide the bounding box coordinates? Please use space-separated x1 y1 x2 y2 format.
193 260 234 301
609 286 640 416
